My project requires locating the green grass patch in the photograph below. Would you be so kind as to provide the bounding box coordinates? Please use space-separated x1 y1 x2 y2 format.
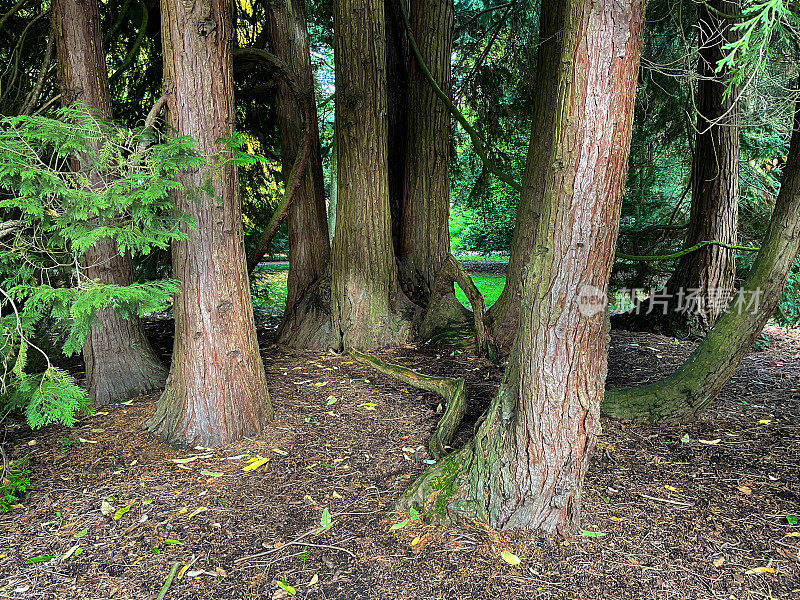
251 267 289 315
251 267 505 314
455 274 506 309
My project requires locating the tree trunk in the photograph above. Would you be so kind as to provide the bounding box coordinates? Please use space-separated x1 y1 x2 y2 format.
265 0 330 328
398 0 469 339
385 0 410 253
52 0 167 406
603 98 800 424
612 0 740 337
484 0 568 352
399 0 645 533
328 0 412 350
145 0 273 447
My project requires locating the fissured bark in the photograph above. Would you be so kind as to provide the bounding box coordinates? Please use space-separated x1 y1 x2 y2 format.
53 0 167 406
145 0 273 446
400 0 645 533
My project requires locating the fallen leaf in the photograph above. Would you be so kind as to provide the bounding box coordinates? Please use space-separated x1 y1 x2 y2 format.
713 556 725 567
501 550 521 565
664 485 681 492
309 381 329 387
785 532 800 537
61 545 80 561
25 555 54 564
699 439 721 445
114 500 136 520
389 519 409 531
326 396 338 405
188 507 208 519
307 574 319 586
360 402 377 411
411 536 421 546
744 566 776 574
737 485 752 495
581 530 606 537
100 500 115 516
200 470 223 477
243 456 269 471
272 448 288 456
74 528 88 538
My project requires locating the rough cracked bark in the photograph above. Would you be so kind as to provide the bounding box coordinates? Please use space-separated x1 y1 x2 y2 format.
613 0 740 337
397 0 473 342
53 0 166 406
603 97 800 424
328 0 412 349
484 0 567 352
398 0 645 533
144 0 273 446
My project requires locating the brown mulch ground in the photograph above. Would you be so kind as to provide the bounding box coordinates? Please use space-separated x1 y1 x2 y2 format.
1 321 799 599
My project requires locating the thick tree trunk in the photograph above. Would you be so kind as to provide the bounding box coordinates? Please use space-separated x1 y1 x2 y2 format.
399 0 645 533
484 0 567 352
385 0 410 252
145 0 273 447
398 0 470 340
603 100 800 423
265 0 330 328
328 0 412 349
53 0 167 406
612 0 740 337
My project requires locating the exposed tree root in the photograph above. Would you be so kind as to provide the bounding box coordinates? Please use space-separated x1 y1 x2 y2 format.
349 349 466 459
435 255 496 360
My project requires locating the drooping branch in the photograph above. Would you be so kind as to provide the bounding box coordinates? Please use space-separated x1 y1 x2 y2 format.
0 0 28 32
398 0 521 192
246 117 313 273
443 254 494 359
233 47 302 98
21 29 55 116
615 239 759 262
350 349 466 459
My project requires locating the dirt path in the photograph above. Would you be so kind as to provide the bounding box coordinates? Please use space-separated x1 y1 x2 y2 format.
1 325 798 599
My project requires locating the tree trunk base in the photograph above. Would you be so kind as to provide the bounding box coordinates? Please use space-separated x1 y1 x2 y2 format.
279 277 416 351
84 308 167 406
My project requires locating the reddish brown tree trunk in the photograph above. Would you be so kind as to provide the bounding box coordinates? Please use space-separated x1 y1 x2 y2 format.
264 0 330 329
485 0 568 352
328 0 412 349
145 0 273 446
52 0 167 406
399 0 452 298
398 0 466 337
400 0 645 533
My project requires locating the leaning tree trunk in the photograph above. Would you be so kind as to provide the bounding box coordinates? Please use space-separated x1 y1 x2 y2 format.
613 0 740 337
603 98 800 423
398 0 645 533
328 0 412 349
397 0 471 339
484 0 570 352
145 0 273 447
265 0 330 328
52 0 167 406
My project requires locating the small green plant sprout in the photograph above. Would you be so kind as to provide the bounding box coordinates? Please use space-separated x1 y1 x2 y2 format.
219 497 228 507
320 507 333 530
59 438 82 451
276 577 296 595
787 515 798 525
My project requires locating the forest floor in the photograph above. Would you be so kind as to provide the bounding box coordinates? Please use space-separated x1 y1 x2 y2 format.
1 320 799 599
